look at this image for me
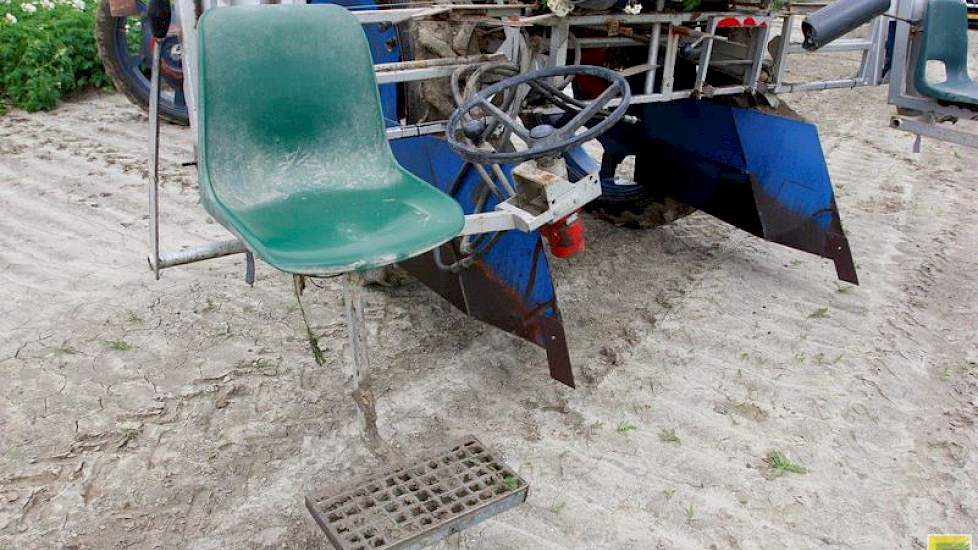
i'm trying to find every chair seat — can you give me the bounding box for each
[922,77,978,106]
[914,0,978,106]
[220,173,464,275]
[196,5,464,276]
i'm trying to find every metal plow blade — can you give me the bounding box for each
[632,99,858,284]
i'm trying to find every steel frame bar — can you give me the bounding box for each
[148,40,162,280]
[891,116,978,150]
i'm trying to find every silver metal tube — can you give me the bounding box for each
[375,53,506,73]
[148,41,162,280]
[660,26,679,99]
[693,16,719,95]
[643,23,662,95]
[157,239,248,269]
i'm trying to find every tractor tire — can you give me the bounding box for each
[95,0,190,125]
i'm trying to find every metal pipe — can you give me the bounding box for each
[643,23,661,94]
[801,0,890,51]
[148,40,162,280]
[375,53,506,72]
[157,239,249,269]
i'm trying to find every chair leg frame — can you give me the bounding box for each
[345,273,370,431]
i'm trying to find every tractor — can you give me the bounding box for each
[102,0,977,544]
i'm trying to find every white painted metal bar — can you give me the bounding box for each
[643,22,662,94]
[785,39,874,54]
[660,25,679,99]
[770,14,795,93]
[776,78,864,93]
[547,20,570,67]
[891,116,978,150]
[744,22,769,92]
[693,16,720,95]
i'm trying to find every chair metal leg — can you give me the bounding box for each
[345,273,387,456]
[345,272,370,428]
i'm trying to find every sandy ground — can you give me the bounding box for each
[1,27,977,550]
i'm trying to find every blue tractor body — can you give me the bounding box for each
[309,0,857,386]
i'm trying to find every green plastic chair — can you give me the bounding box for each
[914,0,978,106]
[196,4,465,276]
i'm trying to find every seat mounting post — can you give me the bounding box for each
[344,273,387,455]
[147,37,162,280]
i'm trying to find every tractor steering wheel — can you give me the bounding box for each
[446,65,631,165]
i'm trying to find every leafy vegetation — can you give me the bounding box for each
[616,420,638,434]
[658,428,681,445]
[765,450,808,478]
[502,476,520,492]
[0,0,110,114]
[104,338,131,351]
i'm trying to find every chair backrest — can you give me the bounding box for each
[917,0,970,82]
[197,4,399,211]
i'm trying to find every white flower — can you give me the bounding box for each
[623,0,642,14]
[70,0,83,9]
[4,11,16,22]
[40,0,53,9]
[20,2,36,12]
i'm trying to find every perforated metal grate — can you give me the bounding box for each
[305,436,528,550]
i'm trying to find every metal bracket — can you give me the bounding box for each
[890,116,978,151]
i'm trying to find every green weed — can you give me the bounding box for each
[658,428,681,445]
[765,450,808,478]
[104,338,130,352]
[616,420,637,434]
[808,307,830,319]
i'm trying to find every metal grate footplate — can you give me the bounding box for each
[305,436,528,550]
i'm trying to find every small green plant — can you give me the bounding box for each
[616,420,637,434]
[808,307,830,319]
[1,0,111,113]
[662,488,675,500]
[126,311,143,324]
[765,450,808,478]
[502,476,520,492]
[658,428,681,445]
[104,338,130,352]
[685,503,696,525]
[551,500,567,514]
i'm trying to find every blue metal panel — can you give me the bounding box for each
[391,136,573,385]
[566,99,857,283]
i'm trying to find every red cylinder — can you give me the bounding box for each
[542,211,585,258]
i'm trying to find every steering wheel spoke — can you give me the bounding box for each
[447,65,631,164]
[477,98,532,142]
[559,81,620,137]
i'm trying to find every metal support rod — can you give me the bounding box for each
[345,272,370,434]
[157,238,249,268]
[148,40,162,280]
[745,20,770,92]
[771,14,795,93]
[891,116,978,150]
[643,23,662,95]
[660,25,679,99]
[693,16,720,95]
